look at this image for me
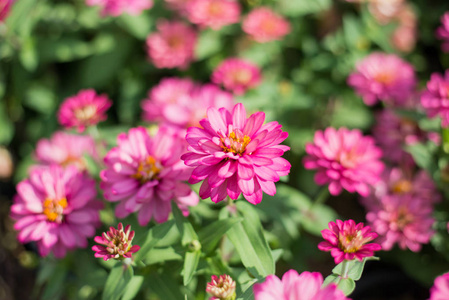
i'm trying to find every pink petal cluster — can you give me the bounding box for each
[185,0,240,30]
[303,127,384,197]
[347,53,417,106]
[85,0,153,17]
[141,77,234,128]
[146,20,197,69]
[100,126,199,225]
[421,70,449,128]
[242,7,291,43]
[164,0,189,12]
[253,269,350,300]
[10,165,102,258]
[206,274,236,300]
[211,58,262,95]
[429,273,449,300]
[181,103,291,205]
[0,0,13,22]
[436,12,449,52]
[92,223,140,261]
[58,89,112,133]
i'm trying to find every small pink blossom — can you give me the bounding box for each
[347,53,417,106]
[318,219,381,264]
[185,0,240,30]
[86,0,153,17]
[92,223,140,261]
[58,89,112,133]
[206,275,236,300]
[303,127,384,197]
[10,165,102,258]
[164,0,189,12]
[429,273,449,300]
[146,20,197,69]
[253,269,350,300]
[211,58,262,95]
[0,0,13,22]
[242,7,291,43]
[421,70,449,128]
[437,12,449,52]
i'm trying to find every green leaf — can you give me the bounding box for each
[147,272,184,300]
[172,203,198,246]
[278,0,331,17]
[145,247,183,264]
[183,251,201,286]
[332,257,379,281]
[323,274,356,296]
[132,220,176,262]
[197,218,242,254]
[0,101,14,144]
[118,13,153,40]
[405,142,438,173]
[122,275,144,300]
[20,37,38,71]
[102,265,134,300]
[195,29,223,60]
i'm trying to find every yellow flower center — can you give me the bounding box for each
[43,197,68,222]
[221,131,251,156]
[74,105,97,123]
[338,232,365,253]
[374,72,394,85]
[232,69,252,85]
[391,179,413,194]
[132,156,161,183]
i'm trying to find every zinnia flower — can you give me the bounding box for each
[429,273,449,300]
[146,20,197,69]
[253,269,350,300]
[211,58,262,95]
[10,165,102,258]
[92,223,140,261]
[85,0,153,17]
[185,0,240,30]
[181,103,291,204]
[318,219,381,264]
[0,0,13,22]
[58,89,112,133]
[437,12,449,52]
[303,127,384,197]
[242,7,291,43]
[421,70,449,128]
[206,274,236,300]
[100,126,199,225]
[347,52,417,106]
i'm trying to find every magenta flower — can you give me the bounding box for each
[92,223,140,261]
[429,273,449,300]
[211,58,262,95]
[58,89,112,133]
[421,70,449,128]
[436,12,449,52]
[347,53,417,106]
[242,7,291,43]
[303,127,384,197]
[253,269,350,300]
[146,20,197,69]
[206,274,236,300]
[318,219,381,264]
[185,0,240,30]
[0,0,13,22]
[181,103,290,205]
[100,126,199,225]
[10,165,102,258]
[85,0,153,17]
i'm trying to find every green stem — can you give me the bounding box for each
[336,260,349,285]
[312,187,330,207]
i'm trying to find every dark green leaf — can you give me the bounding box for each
[102,264,134,300]
[132,220,176,262]
[198,218,242,254]
[183,251,201,286]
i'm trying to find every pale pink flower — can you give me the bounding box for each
[0,147,13,179]
[253,269,350,300]
[206,275,236,300]
[437,12,449,52]
[0,0,13,22]
[164,0,190,12]
[10,165,102,258]
[303,127,384,197]
[429,273,449,300]
[86,0,153,17]
[58,89,112,133]
[182,103,290,205]
[421,70,449,128]
[242,7,291,43]
[92,223,140,261]
[211,58,262,95]
[100,126,199,225]
[185,0,240,30]
[347,53,417,106]
[146,20,197,69]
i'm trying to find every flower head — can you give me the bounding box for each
[86,0,153,16]
[421,70,449,128]
[253,270,350,300]
[347,53,416,106]
[206,275,236,300]
[211,58,262,95]
[303,127,384,197]
[318,219,381,264]
[437,12,449,52]
[10,165,102,258]
[146,20,197,69]
[429,273,449,300]
[185,0,240,30]
[242,7,291,43]
[58,89,112,133]
[181,103,290,205]
[92,223,140,261]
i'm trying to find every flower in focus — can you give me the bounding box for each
[253,269,350,300]
[58,89,112,133]
[429,273,449,300]
[0,0,13,22]
[318,219,381,264]
[242,7,291,43]
[182,103,291,205]
[92,223,140,261]
[10,165,102,258]
[146,20,197,69]
[421,70,449,128]
[303,127,384,197]
[85,0,153,17]
[185,0,240,30]
[100,126,199,225]
[211,58,262,95]
[436,12,449,52]
[347,52,417,106]
[206,274,236,300]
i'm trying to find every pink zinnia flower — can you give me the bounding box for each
[10,165,102,258]
[206,274,236,300]
[185,0,240,30]
[242,7,291,43]
[347,53,417,106]
[86,0,153,17]
[164,0,189,12]
[211,58,262,95]
[437,12,449,52]
[146,20,197,69]
[92,223,140,261]
[0,0,13,22]
[253,269,350,300]
[421,70,449,128]
[429,273,449,300]
[100,126,199,225]
[303,127,384,197]
[58,89,112,133]
[181,103,291,205]
[318,219,381,264]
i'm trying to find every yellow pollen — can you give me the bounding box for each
[391,179,413,194]
[338,232,362,253]
[374,72,394,85]
[43,197,68,222]
[232,69,252,84]
[74,105,97,122]
[221,132,251,155]
[132,156,161,183]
